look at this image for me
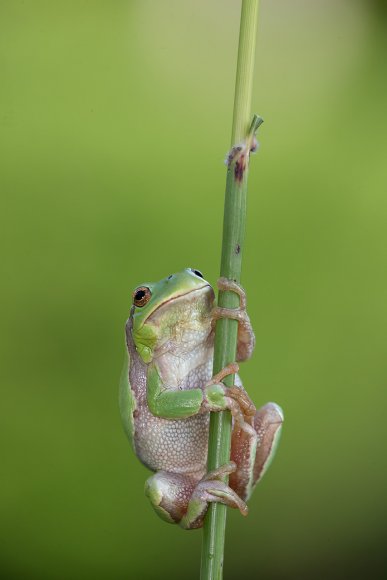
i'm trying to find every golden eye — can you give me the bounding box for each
[132,286,151,307]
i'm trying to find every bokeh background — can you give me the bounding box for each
[1,0,387,578]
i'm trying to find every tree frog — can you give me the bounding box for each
[120,268,283,529]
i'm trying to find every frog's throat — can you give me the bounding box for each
[131,284,214,363]
[147,284,212,322]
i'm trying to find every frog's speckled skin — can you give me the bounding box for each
[120,269,283,529]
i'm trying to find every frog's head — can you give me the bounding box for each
[128,268,214,363]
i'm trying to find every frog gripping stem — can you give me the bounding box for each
[200,1,263,578]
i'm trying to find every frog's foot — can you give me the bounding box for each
[203,363,256,433]
[180,461,248,530]
[229,402,284,502]
[145,463,247,530]
[213,277,255,361]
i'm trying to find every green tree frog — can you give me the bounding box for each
[120,268,283,529]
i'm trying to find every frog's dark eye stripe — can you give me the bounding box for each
[133,286,151,307]
[191,269,204,278]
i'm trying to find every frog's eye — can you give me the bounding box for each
[132,286,151,307]
[191,269,204,279]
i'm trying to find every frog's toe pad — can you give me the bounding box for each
[217,277,246,305]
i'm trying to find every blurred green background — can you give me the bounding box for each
[1,0,387,578]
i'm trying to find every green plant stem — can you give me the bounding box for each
[200,1,261,579]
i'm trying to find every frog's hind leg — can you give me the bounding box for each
[145,471,200,526]
[229,402,283,501]
[145,463,247,530]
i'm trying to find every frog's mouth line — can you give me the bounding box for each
[148,284,213,318]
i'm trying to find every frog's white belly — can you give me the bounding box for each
[133,355,214,474]
[134,406,210,474]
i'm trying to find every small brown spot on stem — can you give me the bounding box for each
[234,154,246,182]
[235,244,241,254]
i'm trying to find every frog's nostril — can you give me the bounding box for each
[167,275,172,280]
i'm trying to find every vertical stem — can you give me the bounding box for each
[200,1,260,579]
[232,0,259,144]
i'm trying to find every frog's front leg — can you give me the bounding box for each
[145,462,247,530]
[147,361,255,427]
[213,277,255,361]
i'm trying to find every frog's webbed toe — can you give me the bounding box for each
[180,461,248,529]
[203,363,257,431]
[213,277,255,361]
[145,463,248,530]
